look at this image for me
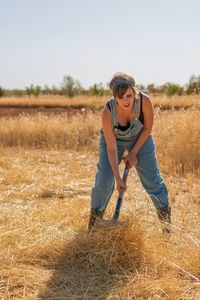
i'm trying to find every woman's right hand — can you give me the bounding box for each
[116,177,126,193]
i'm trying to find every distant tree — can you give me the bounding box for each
[89,82,105,96]
[0,86,4,97]
[51,85,59,95]
[26,84,34,97]
[32,85,41,97]
[147,84,158,93]
[137,84,145,91]
[25,84,41,97]
[157,84,168,94]
[61,75,82,97]
[165,83,180,97]
[42,85,50,95]
[176,86,184,96]
[186,75,200,94]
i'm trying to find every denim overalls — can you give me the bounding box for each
[91,96,169,212]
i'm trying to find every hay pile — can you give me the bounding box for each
[38,217,147,299]
[37,216,200,299]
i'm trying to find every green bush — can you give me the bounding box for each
[165,83,180,97]
[32,85,41,97]
[26,84,34,97]
[89,83,105,96]
[26,84,41,97]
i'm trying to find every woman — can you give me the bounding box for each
[88,72,171,233]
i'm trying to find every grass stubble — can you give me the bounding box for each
[0,95,199,299]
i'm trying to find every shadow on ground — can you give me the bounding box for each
[37,219,144,299]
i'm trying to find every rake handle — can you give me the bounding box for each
[113,161,130,222]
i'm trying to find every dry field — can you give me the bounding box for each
[0,93,200,110]
[0,95,200,299]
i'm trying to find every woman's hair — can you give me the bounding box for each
[109,72,138,99]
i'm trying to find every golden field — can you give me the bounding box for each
[0,95,199,299]
[0,93,200,109]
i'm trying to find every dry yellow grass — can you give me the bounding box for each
[0,95,107,109]
[0,108,199,177]
[152,94,200,109]
[0,112,100,151]
[0,148,199,299]
[153,109,200,176]
[0,96,200,299]
[0,93,200,109]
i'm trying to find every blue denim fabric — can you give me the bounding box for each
[91,96,169,212]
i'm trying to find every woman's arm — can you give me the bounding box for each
[102,106,126,192]
[124,94,154,167]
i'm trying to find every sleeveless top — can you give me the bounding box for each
[106,92,144,130]
[105,92,144,141]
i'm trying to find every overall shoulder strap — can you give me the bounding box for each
[108,98,118,128]
[140,92,143,111]
[134,94,140,115]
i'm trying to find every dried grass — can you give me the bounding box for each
[0,107,199,177]
[38,219,146,299]
[152,94,200,109]
[154,109,200,176]
[0,97,200,299]
[0,148,199,299]
[0,94,200,109]
[0,112,100,151]
[0,95,107,109]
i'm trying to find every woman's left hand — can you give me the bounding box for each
[124,152,138,168]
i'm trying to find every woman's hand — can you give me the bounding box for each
[124,152,138,168]
[116,177,127,193]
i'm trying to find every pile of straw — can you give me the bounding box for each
[38,218,145,299]
[36,216,200,299]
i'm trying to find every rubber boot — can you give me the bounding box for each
[156,207,171,234]
[88,209,104,233]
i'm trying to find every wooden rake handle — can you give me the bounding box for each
[112,162,130,222]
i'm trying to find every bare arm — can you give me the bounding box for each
[124,94,154,167]
[102,106,126,192]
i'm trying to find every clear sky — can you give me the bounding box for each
[0,0,199,89]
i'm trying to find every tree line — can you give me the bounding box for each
[0,74,200,98]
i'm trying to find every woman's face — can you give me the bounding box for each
[115,87,135,110]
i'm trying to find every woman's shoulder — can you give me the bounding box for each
[140,92,152,106]
[140,92,150,100]
[103,99,112,118]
